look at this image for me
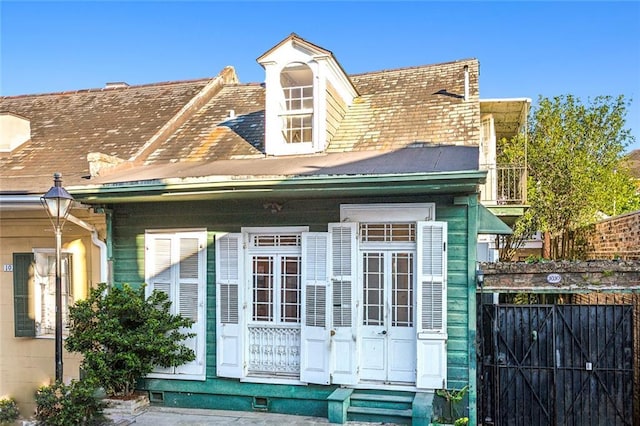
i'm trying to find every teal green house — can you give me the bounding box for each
[68,34,512,424]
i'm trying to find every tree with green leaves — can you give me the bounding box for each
[65,282,195,397]
[500,94,638,259]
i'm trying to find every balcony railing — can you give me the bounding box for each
[480,164,527,205]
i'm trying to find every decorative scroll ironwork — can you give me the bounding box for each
[248,325,301,375]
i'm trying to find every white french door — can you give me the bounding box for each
[360,249,416,384]
[215,214,447,389]
[247,249,302,376]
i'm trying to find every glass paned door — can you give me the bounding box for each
[360,250,416,383]
[248,253,302,376]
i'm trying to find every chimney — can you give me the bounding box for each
[87,152,125,177]
[105,82,129,89]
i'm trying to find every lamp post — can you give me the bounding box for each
[41,173,74,382]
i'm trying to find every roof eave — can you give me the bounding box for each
[70,171,486,204]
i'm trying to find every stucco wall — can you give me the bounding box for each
[0,209,105,417]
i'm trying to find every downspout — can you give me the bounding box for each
[464,65,469,101]
[66,214,108,284]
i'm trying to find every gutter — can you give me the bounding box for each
[69,170,488,202]
[0,195,44,208]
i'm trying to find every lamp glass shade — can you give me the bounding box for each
[44,197,73,224]
[41,177,74,227]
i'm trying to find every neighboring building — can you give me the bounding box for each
[477,98,531,262]
[1,34,521,423]
[626,148,640,192]
[0,74,222,415]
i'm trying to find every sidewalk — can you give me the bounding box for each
[21,405,398,426]
[114,405,391,426]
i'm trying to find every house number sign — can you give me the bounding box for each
[546,273,562,284]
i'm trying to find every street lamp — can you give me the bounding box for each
[41,173,74,382]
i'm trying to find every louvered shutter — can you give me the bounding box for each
[144,234,175,373]
[146,236,173,298]
[215,233,244,378]
[300,232,331,384]
[175,235,206,376]
[14,253,35,337]
[328,222,359,385]
[145,232,206,379]
[415,221,448,389]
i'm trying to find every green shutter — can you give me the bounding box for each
[13,253,35,337]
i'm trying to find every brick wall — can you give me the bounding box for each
[576,210,640,260]
[479,260,640,292]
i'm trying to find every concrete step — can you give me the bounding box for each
[347,406,413,424]
[350,392,414,410]
[347,392,415,424]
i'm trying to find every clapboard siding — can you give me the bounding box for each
[435,204,470,388]
[326,81,347,144]
[111,194,473,409]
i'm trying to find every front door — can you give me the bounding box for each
[247,237,303,377]
[360,249,416,384]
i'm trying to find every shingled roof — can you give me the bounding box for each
[1,46,480,194]
[0,79,211,190]
[331,61,479,152]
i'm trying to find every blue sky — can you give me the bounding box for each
[2,1,639,152]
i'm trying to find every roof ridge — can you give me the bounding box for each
[0,76,217,99]
[128,66,238,165]
[348,58,477,78]
[224,82,265,87]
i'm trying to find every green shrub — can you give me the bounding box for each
[65,282,195,397]
[434,385,469,424]
[34,380,106,426]
[0,397,19,424]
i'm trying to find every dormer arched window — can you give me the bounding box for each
[258,34,358,156]
[280,63,314,145]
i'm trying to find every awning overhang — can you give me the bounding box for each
[478,204,513,235]
[480,98,531,142]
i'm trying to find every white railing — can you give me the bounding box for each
[248,324,301,375]
[480,164,527,205]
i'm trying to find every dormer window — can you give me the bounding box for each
[258,34,358,156]
[281,63,313,144]
[0,113,31,153]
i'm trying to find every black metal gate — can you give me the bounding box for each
[479,304,635,426]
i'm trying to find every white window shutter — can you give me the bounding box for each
[300,232,331,384]
[145,234,175,374]
[416,221,448,389]
[328,222,359,385]
[146,236,173,300]
[175,235,206,376]
[215,233,244,378]
[145,231,207,379]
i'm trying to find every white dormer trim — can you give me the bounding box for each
[313,54,358,107]
[258,34,358,157]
